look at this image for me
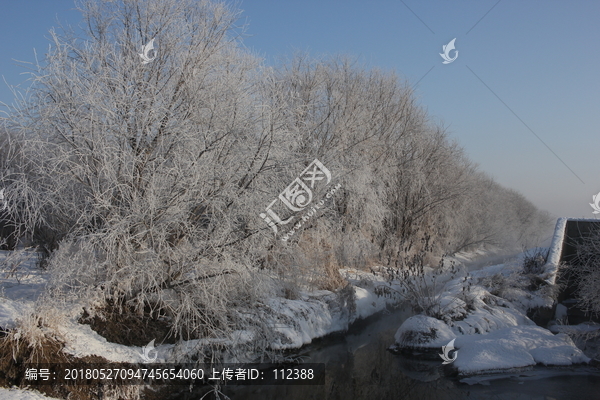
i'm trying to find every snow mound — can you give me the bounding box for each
[449,287,534,335]
[394,315,456,348]
[453,326,590,375]
[392,246,590,376]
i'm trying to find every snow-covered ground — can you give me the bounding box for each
[0,248,404,358]
[453,325,588,375]
[0,250,45,330]
[0,249,406,399]
[391,234,594,376]
[1,234,593,397]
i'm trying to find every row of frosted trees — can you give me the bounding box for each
[0,0,552,349]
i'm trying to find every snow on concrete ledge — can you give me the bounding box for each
[542,217,567,285]
[542,217,600,284]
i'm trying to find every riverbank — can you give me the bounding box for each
[391,242,594,376]
[3,245,598,399]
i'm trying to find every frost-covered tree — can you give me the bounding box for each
[8,0,282,347]
[257,55,432,271]
[3,0,554,355]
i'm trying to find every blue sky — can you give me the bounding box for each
[0,1,598,218]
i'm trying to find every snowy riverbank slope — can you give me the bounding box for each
[392,245,591,376]
[3,245,583,397]
[0,250,405,399]
[0,252,403,361]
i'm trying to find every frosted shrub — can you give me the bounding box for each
[522,248,548,275]
[4,0,286,356]
[391,237,468,319]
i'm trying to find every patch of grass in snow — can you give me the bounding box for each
[78,296,176,347]
[522,247,548,276]
[477,248,559,313]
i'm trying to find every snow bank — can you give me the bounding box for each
[2,255,402,365]
[453,326,589,375]
[59,318,170,363]
[266,292,347,349]
[394,303,589,375]
[60,278,401,361]
[392,245,591,375]
[266,278,400,350]
[353,286,390,319]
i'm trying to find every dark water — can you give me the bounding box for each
[168,305,600,400]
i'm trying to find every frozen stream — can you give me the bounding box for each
[169,304,600,400]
